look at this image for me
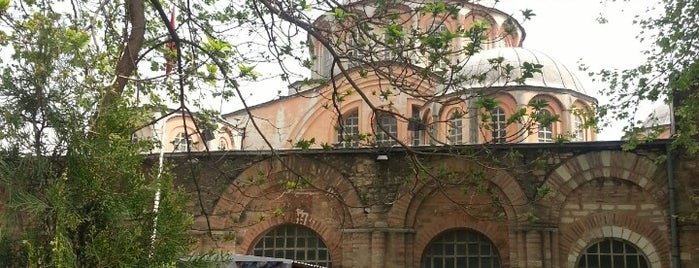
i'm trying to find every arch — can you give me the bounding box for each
[527,93,567,142]
[462,10,498,48]
[543,151,667,219]
[288,97,362,148]
[575,238,650,268]
[560,214,668,268]
[571,100,595,141]
[498,19,521,47]
[414,221,509,267]
[419,13,458,33]
[437,103,468,144]
[218,126,236,150]
[212,155,363,230]
[289,68,435,145]
[248,223,336,267]
[420,228,502,268]
[477,92,518,143]
[240,220,342,267]
[164,115,202,151]
[388,157,529,228]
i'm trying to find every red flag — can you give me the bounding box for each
[165,8,176,77]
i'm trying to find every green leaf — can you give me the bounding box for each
[0,0,9,12]
[521,9,536,21]
[237,63,259,80]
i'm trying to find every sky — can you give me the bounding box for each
[480,0,660,140]
[223,0,661,141]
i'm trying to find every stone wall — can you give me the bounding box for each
[168,140,699,267]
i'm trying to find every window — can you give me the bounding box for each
[410,105,423,146]
[490,107,506,143]
[381,32,403,60]
[320,47,333,77]
[421,229,501,268]
[218,137,227,150]
[346,31,369,67]
[576,238,649,268]
[336,111,359,148]
[537,109,553,143]
[448,112,463,145]
[252,224,333,267]
[424,22,450,69]
[574,115,585,141]
[172,132,192,152]
[375,112,398,146]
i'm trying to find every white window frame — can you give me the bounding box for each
[574,115,585,141]
[172,132,192,152]
[374,112,398,146]
[337,111,360,148]
[537,109,553,143]
[491,107,506,143]
[448,113,463,145]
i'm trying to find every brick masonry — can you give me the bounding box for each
[170,141,699,267]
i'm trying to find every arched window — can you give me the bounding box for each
[537,109,553,143]
[374,112,397,146]
[172,132,192,152]
[448,112,463,145]
[424,22,450,68]
[251,224,333,267]
[490,107,506,143]
[336,111,359,148]
[576,238,649,268]
[345,31,368,67]
[574,115,585,141]
[217,137,227,150]
[421,229,501,268]
[410,105,425,146]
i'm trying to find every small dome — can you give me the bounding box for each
[459,47,586,93]
[642,104,672,128]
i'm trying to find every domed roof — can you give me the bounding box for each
[642,103,672,128]
[459,47,587,94]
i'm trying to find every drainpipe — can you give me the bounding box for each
[666,143,680,268]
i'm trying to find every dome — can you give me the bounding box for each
[459,47,587,94]
[642,103,672,128]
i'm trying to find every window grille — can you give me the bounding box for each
[337,111,359,148]
[411,105,423,146]
[172,132,192,152]
[375,112,398,146]
[576,238,649,268]
[252,224,333,267]
[421,229,501,268]
[490,107,506,143]
[537,109,553,143]
[448,113,463,145]
[574,115,585,141]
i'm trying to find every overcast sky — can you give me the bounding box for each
[494,0,660,139]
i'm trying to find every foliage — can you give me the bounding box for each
[0,0,192,266]
[0,0,591,265]
[595,0,699,153]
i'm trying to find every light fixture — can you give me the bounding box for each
[376,154,389,161]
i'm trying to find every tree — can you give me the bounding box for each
[0,1,191,266]
[595,0,699,152]
[0,0,578,266]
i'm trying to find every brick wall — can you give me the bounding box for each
[172,141,699,267]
